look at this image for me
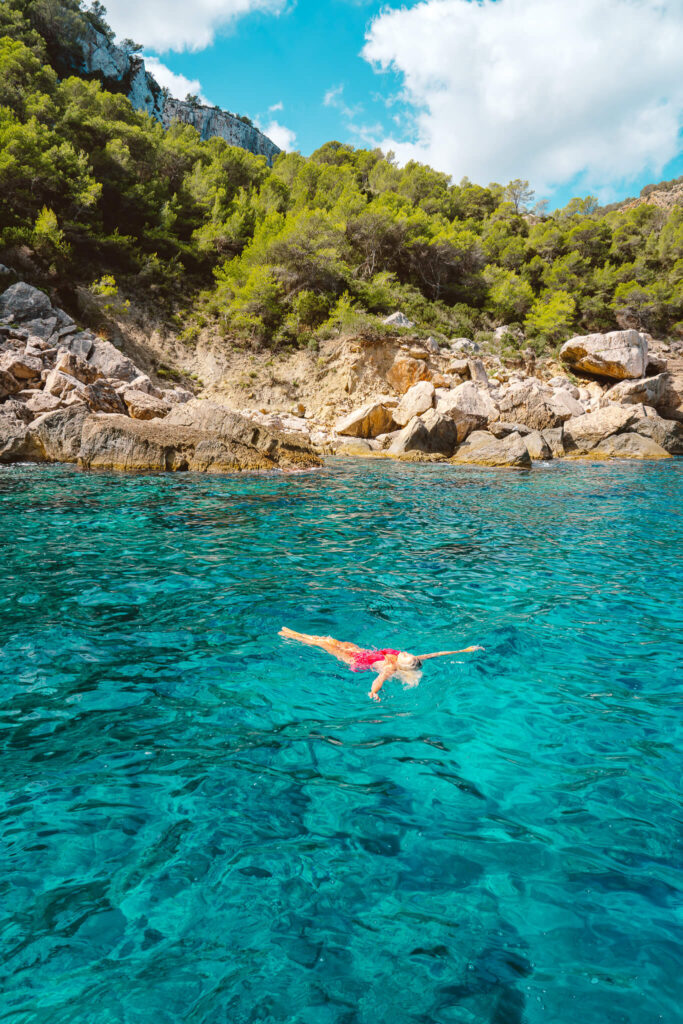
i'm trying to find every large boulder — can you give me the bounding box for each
[29,405,91,463]
[450,430,531,469]
[0,410,36,462]
[123,389,171,421]
[388,409,460,456]
[562,404,640,454]
[335,400,397,438]
[43,369,84,399]
[449,337,480,356]
[435,381,498,441]
[82,381,128,414]
[592,433,671,460]
[387,416,431,456]
[604,373,670,409]
[630,408,683,455]
[653,373,682,422]
[79,406,321,473]
[468,358,488,384]
[542,427,566,458]
[489,420,531,438]
[0,351,43,380]
[382,311,415,328]
[22,316,57,341]
[419,408,460,455]
[25,391,61,415]
[0,282,53,323]
[386,355,431,394]
[0,368,22,399]
[549,387,585,419]
[498,379,578,431]
[55,349,101,385]
[60,332,94,361]
[560,330,648,380]
[524,430,553,460]
[393,381,435,426]
[86,338,140,382]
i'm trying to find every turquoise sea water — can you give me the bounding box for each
[1,459,682,1024]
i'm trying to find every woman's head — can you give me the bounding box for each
[397,651,421,670]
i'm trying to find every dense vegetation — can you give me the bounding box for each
[1,0,682,354]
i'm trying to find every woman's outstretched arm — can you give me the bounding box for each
[368,666,394,701]
[416,646,484,661]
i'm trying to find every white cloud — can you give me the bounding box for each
[143,57,211,104]
[256,118,297,151]
[105,0,287,52]
[268,101,284,113]
[324,84,345,108]
[362,0,683,194]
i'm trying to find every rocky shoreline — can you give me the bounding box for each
[0,279,681,473]
[0,282,320,473]
[237,324,683,468]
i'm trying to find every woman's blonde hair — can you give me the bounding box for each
[397,651,420,670]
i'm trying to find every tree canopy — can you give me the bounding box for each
[1,0,682,352]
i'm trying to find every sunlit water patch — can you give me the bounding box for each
[1,459,681,1023]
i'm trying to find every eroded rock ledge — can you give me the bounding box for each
[0,283,320,473]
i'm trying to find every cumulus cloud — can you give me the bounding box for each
[143,57,210,104]
[362,0,683,194]
[105,0,286,52]
[256,118,297,151]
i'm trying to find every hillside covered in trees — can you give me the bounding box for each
[1,0,683,356]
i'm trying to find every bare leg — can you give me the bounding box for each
[279,627,362,664]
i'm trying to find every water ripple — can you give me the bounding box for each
[0,459,681,1023]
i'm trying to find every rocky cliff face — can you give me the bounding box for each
[77,27,281,164]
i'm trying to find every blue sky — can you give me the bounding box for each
[104,0,683,209]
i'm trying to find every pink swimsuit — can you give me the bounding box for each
[349,648,399,672]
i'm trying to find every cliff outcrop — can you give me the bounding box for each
[77,26,281,164]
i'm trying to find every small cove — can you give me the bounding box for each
[1,459,681,1023]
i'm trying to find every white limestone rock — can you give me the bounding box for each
[393,381,435,427]
[382,311,415,328]
[560,330,648,380]
[435,381,499,441]
[335,400,397,438]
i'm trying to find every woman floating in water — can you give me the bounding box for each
[279,627,484,701]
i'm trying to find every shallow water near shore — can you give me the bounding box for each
[1,458,681,1024]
